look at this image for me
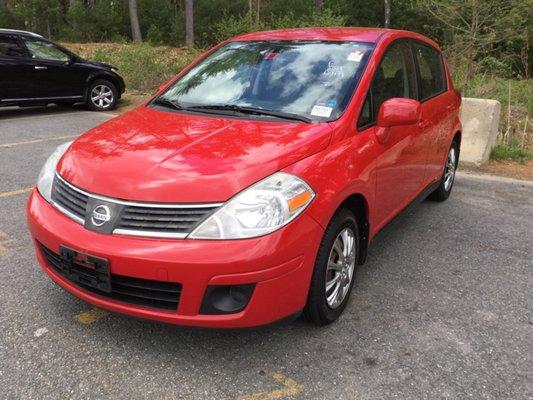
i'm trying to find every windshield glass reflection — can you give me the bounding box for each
[156,41,374,121]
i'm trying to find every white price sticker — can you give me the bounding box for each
[310,105,333,118]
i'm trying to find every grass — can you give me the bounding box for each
[490,139,533,164]
[62,42,201,93]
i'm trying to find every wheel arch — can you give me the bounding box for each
[85,73,123,100]
[336,193,370,265]
[453,130,462,159]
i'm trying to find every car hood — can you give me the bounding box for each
[80,59,115,70]
[58,107,332,203]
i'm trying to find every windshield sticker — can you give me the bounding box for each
[347,50,364,62]
[326,99,337,108]
[322,61,345,78]
[311,104,333,118]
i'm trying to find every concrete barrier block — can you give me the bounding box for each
[459,97,501,166]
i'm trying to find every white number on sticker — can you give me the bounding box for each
[311,105,333,118]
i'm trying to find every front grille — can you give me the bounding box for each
[51,175,88,221]
[50,173,221,238]
[116,205,217,234]
[40,243,182,311]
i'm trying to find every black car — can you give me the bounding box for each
[0,29,125,111]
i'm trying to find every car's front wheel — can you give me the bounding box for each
[304,208,359,325]
[87,79,118,111]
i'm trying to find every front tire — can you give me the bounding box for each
[304,208,359,325]
[428,140,459,202]
[87,79,118,111]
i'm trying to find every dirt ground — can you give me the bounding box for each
[462,160,533,181]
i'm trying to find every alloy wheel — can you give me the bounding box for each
[325,227,356,309]
[444,146,457,191]
[90,84,114,109]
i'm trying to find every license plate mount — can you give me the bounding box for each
[59,245,112,293]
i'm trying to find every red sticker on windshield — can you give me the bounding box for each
[265,52,278,60]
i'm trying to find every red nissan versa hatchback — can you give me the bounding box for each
[26,28,461,328]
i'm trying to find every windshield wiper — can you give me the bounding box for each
[188,104,313,123]
[152,97,185,111]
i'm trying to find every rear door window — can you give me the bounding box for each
[0,36,27,57]
[412,42,446,100]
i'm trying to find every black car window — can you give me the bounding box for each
[357,93,372,128]
[23,39,70,62]
[413,42,446,100]
[0,36,27,57]
[357,41,416,129]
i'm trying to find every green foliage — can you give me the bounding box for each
[212,13,264,44]
[83,43,200,93]
[212,8,347,43]
[270,9,347,29]
[491,138,533,164]
[62,0,128,42]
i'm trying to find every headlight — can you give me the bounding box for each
[189,172,315,239]
[37,141,72,202]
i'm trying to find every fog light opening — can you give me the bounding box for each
[200,284,255,315]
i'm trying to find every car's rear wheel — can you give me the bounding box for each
[428,140,459,202]
[304,208,359,325]
[87,79,118,111]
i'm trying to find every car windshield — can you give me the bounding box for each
[154,40,374,122]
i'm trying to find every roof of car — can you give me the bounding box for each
[231,27,438,48]
[0,29,43,38]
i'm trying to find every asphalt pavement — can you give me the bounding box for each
[1,105,532,400]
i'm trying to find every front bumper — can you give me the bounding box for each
[26,189,323,328]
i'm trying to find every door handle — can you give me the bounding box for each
[34,66,47,70]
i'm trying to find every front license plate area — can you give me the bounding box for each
[59,245,111,293]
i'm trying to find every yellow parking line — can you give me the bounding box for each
[0,230,9,255]
[75,308,109,324]
[0,187,33,198]
[230,372,303,400]
[0,134,77,148]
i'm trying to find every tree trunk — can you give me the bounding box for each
[0,0,6,10]
[384,0,391,28]
[185,0,194,47]
[129,0,142,43]
[314,0,324,10]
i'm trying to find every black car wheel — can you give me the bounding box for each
[87,79,118,111]
[304,208,359,325]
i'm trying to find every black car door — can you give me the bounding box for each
[20,37,86,99]
[0,34,34,101]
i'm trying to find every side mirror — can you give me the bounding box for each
[375,98,421,144]
[377,98,421,127]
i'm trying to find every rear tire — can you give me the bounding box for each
[304,208,359,325]
[86,79,118,111]
[428,140,459,202]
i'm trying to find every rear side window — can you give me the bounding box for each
[0,36,26,57]
[357,41,416,129]
[413,43,446,100]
